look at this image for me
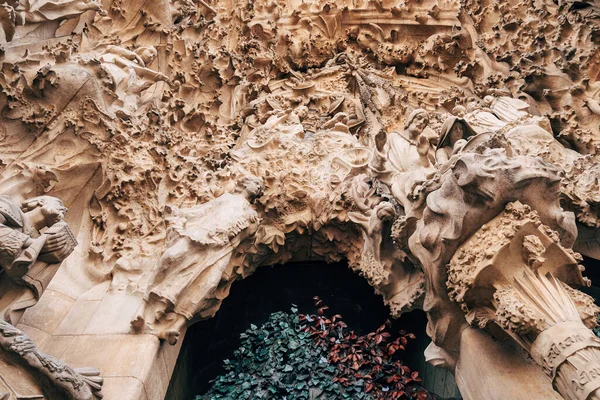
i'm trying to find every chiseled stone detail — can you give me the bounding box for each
[2,0,600,399]
[448,201,600,400]
[0,320,103,400]
[130,176,264,345]
[0,195,103,399]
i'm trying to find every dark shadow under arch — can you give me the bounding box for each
[164,261,460,399]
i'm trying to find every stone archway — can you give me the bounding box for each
[164,261,460,400]
[2,0,600,399]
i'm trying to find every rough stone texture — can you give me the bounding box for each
[0,195,102,399]
[2,0,600,399]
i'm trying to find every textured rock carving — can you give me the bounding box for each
[434,116,477,164]
[0,195,75,323]
[0,195,102,400]
[0,0,104,41]
[2,0,600,398]
[372,108,437,208]
[409,148,578,362]
[0,321,103,400]
[131,176,264,345]
[448,201,600,400]
[94,44,170,115]
[348,175,425,317]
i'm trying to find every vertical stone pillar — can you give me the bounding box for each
[447,202,600,400]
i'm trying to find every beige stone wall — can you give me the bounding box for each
[2,0,600,398]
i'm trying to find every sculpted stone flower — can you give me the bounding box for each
[256,225,286,253]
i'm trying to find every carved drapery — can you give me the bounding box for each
[2,0,600,398]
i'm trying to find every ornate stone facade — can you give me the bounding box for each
[1,0,600,398]
[0,195,101,399]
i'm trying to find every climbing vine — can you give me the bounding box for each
[198,297,434,399]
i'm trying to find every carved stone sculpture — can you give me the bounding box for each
[434,117,477,165]
[0,0,104,41]
[94,45,170,115]
[409,148,578,361]
[3,0,600,398]
[448,201,600,400]
[131,176,264,345]
[0,321,102,400]
[0,195,102,400]
[373,109,437,208]
[0,195,76,323]
[348,175,425,316]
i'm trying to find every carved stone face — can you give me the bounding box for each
[466,101,480,112]
[409,112,428,133]
[449,123,464,144]
[452,105,466,117]
[483,95,494,107]
[136,46,157,66]
[240,178,264,200]
[294,106,308,120]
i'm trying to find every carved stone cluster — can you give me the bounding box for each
[2,0,600,398]
[448,201,600,400]
[0,195,102,399]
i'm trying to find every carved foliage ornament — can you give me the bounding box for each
[448,201,600,400]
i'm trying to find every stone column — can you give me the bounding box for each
[447,202,600,400]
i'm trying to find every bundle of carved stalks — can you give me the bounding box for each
[447,201,600,400]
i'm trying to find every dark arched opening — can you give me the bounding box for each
[164,261,460,399]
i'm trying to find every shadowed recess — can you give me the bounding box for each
[164,261,460,399]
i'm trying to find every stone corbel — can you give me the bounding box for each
[447,201,600,400]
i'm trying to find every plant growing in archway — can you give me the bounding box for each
[300,297,432,400]
[199,297,434,399]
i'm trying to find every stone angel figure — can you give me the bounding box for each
[96,45,170,115]
[370,109,436,210]
[131,176,265,345]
